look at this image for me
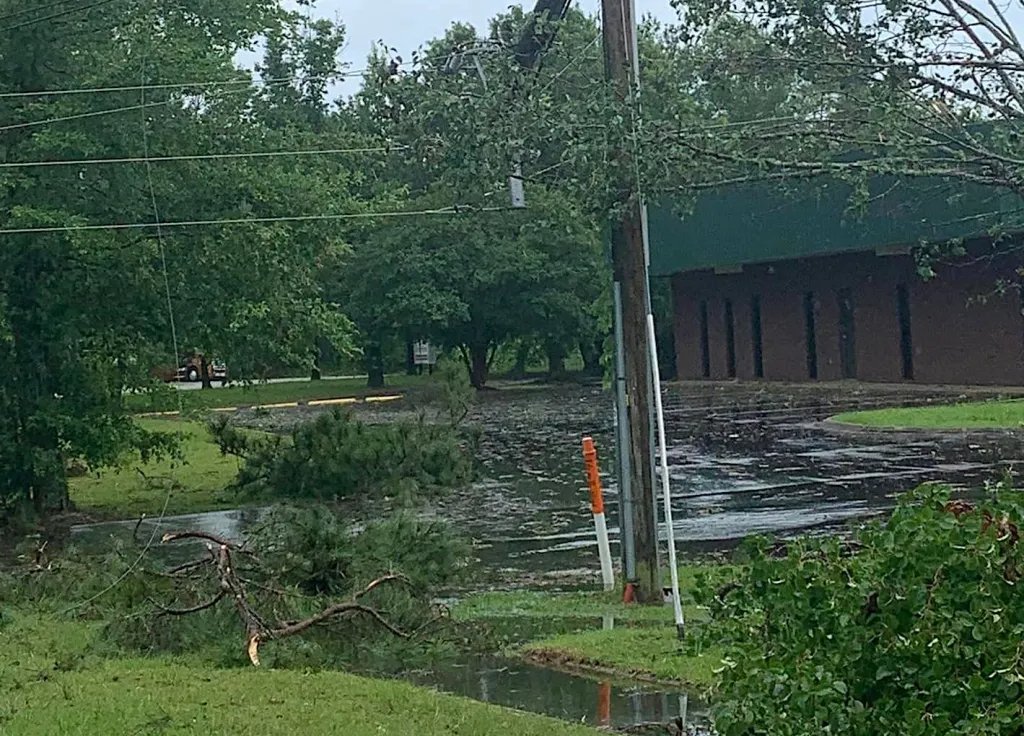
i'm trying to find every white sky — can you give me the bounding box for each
[297,0,680,96]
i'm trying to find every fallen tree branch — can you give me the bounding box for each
[154,533,416,667]
[151,592,226,617]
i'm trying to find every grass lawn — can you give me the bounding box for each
[455,588,702,622]
[833,399,1024,429]
[127,374,428,414]
[454,564,730,688]
[521,627,722,688]
[0,612,599,736]
[69,419,242,518]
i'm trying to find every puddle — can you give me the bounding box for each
[400,653,710,732]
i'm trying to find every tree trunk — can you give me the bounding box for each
[546,342,568,380]
[200,354,213,389]
[310,346,322,381]
[405,341,418,376]
[511,342,530,379]
[468,342,490,389]
[366,341,385,389]
[581,337,604,377]
[26,427,69,514]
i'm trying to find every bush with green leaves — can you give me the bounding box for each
[211,409,473,501]
[248,505,471,596]
[696,484,1024,736]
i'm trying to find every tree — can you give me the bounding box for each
[341,9,612,388]
[0,1,355,515]
[649,0,1024,213]
[344,187,601,388]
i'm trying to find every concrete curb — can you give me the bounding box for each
[136,393,403,419]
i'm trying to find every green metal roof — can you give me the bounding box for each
[648,174,1022,276]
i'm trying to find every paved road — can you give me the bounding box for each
[172,375,366,391]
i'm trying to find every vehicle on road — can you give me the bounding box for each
[151,353,228,383]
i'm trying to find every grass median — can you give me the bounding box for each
[833,398,1024,429]
[454,565,730,688]
[127,374,427,414]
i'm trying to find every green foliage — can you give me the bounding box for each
[248,506,470,596]
[436,356,475,426]
[212,409,473,501]
[3,505,469,672]
[697,484,1024,736]
[0,2,357,518]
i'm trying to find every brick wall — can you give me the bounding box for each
[670,249,1024,385]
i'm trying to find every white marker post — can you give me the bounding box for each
[647,314,685,639]
[583,437,615,591]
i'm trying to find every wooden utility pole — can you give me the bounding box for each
[601,0,660,602]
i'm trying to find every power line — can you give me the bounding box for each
[0,206,515,236]
[0,0,77,23]
[139,47,182,415]
[2,0,119,33]
[0,145,408,169]
[0,70,370,100]
[0,45,475,101]
[0,98,177,132]
[0,75,301,132]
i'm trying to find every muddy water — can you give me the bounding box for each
[401,653,708,732]
[74,382,1022,580]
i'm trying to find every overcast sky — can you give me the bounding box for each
[295,1,680,96]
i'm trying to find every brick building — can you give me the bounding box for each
[649,175,1024,385]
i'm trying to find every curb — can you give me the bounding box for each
[136,393,403,419]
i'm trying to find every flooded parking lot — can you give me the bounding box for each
[75,381,1024,582]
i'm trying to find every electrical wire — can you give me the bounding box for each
[2,0,119,33]
[0,145,409,169]
[0,0,78,23]
[0,70,371,100]
[0,98,179,132]
[139,46,182,415]
[0,206,515,236]
[0,75,301,133]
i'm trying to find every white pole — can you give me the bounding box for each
[583,437,616,592]
[594,510,615,591]
[647,314,685,638]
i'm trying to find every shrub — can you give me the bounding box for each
[211,409,473,501]
[697,484,1024,736]
[249,505,471,596]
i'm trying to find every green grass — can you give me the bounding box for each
[521,627,722,688]
[0,612,599,736]
[69,419,242,518]
[454,565,731,688]
[127,374,428,414]
[455,565,730,623]
[834,399,1024,429]
[455,590,702,623]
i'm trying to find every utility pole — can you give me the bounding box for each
[601,0,660,602]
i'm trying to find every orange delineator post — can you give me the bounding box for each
[583,437,615,591]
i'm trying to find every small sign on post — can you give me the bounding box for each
[413,341,437,371]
